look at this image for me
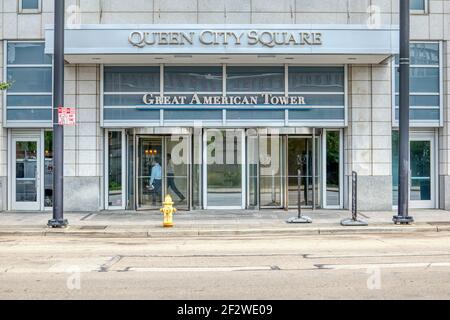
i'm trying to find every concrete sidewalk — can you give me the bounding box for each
[1,209,450,238]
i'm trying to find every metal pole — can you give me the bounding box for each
[48,0,67,228]
[312,130,316,210]
[298,169,302,218]
[305,143,309,206]
[341,171,367,226]
[352,171,357,221]
[286,167,312,223]
[394,0,414,225]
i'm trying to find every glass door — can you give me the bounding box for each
[247,131,259,209]
[204,129,245,209]
[12,136,41,211]
[137,136,164,210]
[287,136,321,209]
[392,132,435,209]
[164,136,190,210]
[410,135,435,208]
[260,135,284,208]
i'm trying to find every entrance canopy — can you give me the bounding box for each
[44,24,399,64]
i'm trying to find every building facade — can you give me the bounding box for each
[0,0,449,212]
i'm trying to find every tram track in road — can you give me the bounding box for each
[1,233,450,299]
[1,233,450,275]
[3,249,450,274]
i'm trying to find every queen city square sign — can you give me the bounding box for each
[44,25,399,57]
[129,30,323,48]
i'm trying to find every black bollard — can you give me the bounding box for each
[341,171,368,226]
[287,169,312,224]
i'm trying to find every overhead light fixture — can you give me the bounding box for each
[174,54,193,58]
[257,55,276,58]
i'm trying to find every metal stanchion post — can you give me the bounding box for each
[341,171,368,226]
[287,169,312,224]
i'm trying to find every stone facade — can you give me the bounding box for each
[1,0,449,211]
[346,62,394,211]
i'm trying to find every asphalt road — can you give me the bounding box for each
[0,232,450,299]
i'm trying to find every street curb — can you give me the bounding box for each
[437,225,450,232]
[0,223,447,238]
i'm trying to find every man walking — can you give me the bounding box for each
[167,154,186,202]
[149,157,162,205]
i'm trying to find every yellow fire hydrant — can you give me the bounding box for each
[160,194,177,228]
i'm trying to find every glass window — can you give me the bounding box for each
[395,68,439,93]
[7,43,51,65]
[289,67,344,93]
[259,135,283,207]
[104,66,160,93]
[7,68,52,93]
[394,42,440,123]
[15,141,38,202]
[7,95,53,107]
[104,94,150,106]
[297,94,344,106]
[21,0,40,10]
[410,43,439,65]
[103,109,160,121]
[164,110,222,121]
[7,109,52,121]
[394,108,440,121]
[44,131,53,207]
[289,109,345,120]
[395,95,439,107]
[227,110,285,120]
[392,131,399,206]
[192,133,203,209]
[6,42,52,123]
[227,66,284,92]
[287,137,320,208]
[206,130,243,207]
[164,66,222,92]
[326,131,341,206]
[164,136,189,209]
[108,132,123,207]
[392,132,432,204]
[411,0,425,11]
[409,68,439,93]
[102,65,347,123]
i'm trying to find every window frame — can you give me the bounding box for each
[391,41,443,128]
[410,0,428,14]
[322,128,344,209]
[101,64,348,128]
[18,0,42,14]
[3,40,54,128]
[104,129,127,210]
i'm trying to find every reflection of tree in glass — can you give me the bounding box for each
[326,132,340,187]
[411,141,430,177]
[0,82,12,90]
[44,131,53,157]
[17,142,38,159]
